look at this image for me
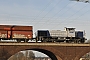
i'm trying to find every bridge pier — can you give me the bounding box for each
[0,46,12,60]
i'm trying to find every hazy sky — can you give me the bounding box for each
[0,0,90,39]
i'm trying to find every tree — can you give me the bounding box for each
[25,50,28,60]
[25,50,35,60]
[28,51,35,60]
[8,50,35,60]
[17,52,25,60]
[8,52,25,60]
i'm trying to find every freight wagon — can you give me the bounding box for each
[36,27,86,43]
[0,25,33,42]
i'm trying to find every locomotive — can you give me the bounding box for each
[36,27,86,43]
[0,25,86,43]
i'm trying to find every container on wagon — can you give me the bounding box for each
[0,25,33,42]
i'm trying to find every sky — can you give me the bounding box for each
[0,0,90,39]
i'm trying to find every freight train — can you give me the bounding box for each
[0,25,86,43]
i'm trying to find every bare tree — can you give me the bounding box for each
[25,50,35,60]
[25,50,28,60]
[8,50,35,60]
[17,52,25,60]
[28,51,35,60]
[8,52,25,60]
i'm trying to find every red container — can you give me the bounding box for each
[0,25,33,31]
[12,31,33,39]
[12,25,33,31]
[0,25,11,31]
[0,25,33,39]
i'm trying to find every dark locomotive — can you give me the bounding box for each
[0,25,86,43]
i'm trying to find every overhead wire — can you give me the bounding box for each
[66,5,90,25]
[37,0,71,28]
[53,2,78,21]
[61,3,90,27]
[51,3,89,29]
[34,0,63,26]
[16,0,90,28]
[47,2,78,28]
[30,0,53,23]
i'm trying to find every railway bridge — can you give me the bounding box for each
[0,43,90,60]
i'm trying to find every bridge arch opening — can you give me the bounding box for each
[80,52,90,60]
[8,48,57,60]
[30,48,58,60]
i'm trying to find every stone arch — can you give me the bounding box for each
[30,48,58,60]
[9,48,57,60]
[5,46,64,60]
[74,47,90,60]
[26,47,64,60]
[8,47,58,60]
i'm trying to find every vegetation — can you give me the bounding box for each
[8,50,35,60]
